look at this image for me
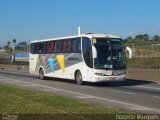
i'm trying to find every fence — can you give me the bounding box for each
[127,44,160,69]
[0,52,11,64]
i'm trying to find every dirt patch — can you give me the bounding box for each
[0,64,29,72]
[127,69,160,83]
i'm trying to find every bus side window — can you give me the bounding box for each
[63,40,68,52]
[39,42,46,54]
[76,38,81,52]
[67,40,72,52]
[55,41,62,53]
[34,43,39,54]
[50,42,54,53]
[46,42,49,53]
[62,39,72,53]
[30,43,35,54]
[46,41,54,53]
[72,38,81,53]
[39,43,42,53]
[43,42,47,53]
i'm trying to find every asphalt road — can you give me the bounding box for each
[0,70,160,114]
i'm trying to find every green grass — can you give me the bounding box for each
[0,83,129,120]
[127,57,160,69]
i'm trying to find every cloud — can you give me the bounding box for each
[129,32,134,35]
[151,28,157,32]
[128,31,136,37]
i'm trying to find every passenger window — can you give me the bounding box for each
[55,41,62,53]
[62,40,72,52]
[63,40,68,52]
[30,43,35,54]
[68,40,72,52]
[46,42,54,53]
[39,42,46,53]
[34,43,39,54]
[72,38,81,53]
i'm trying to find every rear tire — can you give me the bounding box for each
[39,69,45,80]
[75,71,83,85]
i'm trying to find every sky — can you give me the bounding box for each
[0,0,160,47]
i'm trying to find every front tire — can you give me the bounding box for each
[39,69,45,80]
[75,71,84,85]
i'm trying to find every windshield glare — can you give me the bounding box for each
[93,38,126,70]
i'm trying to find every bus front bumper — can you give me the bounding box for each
[92,75,126,82]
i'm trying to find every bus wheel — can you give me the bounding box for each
[39,69,45,80]
[75,71,83,85]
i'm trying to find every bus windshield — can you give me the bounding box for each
[93,38,126,70]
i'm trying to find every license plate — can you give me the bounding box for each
[110,77,116,80]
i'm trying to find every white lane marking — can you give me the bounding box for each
[137,85,160,90]
[6,80,24,83]
[21,84,39,87]
[153,96,160,99]
[108,90,136,95]
[128,107,147,111]
[75,96,97,99]
[0,76,160,113]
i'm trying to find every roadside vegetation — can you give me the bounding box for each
[125,34,160,69]
[0,52,11,64]
[0,83,130,120]
[3,39,28,54]
[0,38,29,65]
[127,57,160,69]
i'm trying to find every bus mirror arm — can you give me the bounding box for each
[92,46,97,59]
[126,47,132,59]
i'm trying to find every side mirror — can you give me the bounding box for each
[92,46,97,58]
[126,47,132,59]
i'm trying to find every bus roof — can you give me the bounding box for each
[30,34,121,43]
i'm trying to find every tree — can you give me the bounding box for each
[17,41,28,52]
[7,41,11,48]
[12,38,16,54]
[144,34,149,41]
[152,35,160,41]
[135,34,149,41]
[3,45,6,50]
[126,36,133,40]
[13,38,16,45]
[18,41,28,46]
[135,34,144,41]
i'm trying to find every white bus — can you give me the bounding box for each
[29,34,126,85]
